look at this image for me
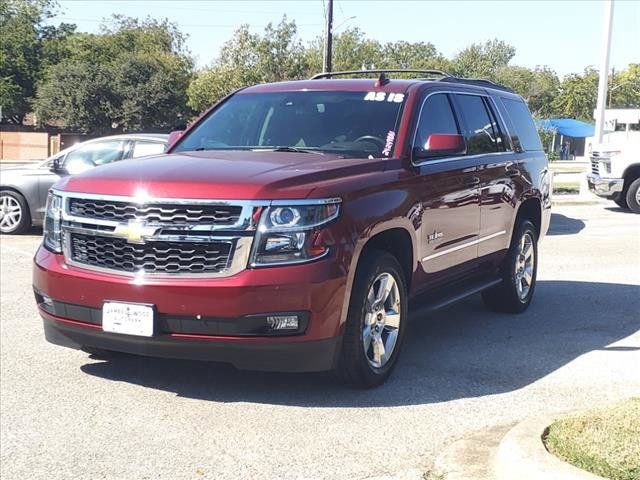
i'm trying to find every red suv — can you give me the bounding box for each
[33,70,551,388]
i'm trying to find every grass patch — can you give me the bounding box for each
[544,398,640,480]
[553,181,580,195]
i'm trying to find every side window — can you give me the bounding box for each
[414,93,460,154]
[501,98,543,151]
[64,140,126,167]
[455,94,503,155]
[132,141,166,158]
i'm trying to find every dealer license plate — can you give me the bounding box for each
[102,301,154,337]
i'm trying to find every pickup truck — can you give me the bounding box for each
[588,132,640,213]
[33,70,551,388]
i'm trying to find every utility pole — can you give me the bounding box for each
[594,0,614,143]
[608,67,615,109]
[323,0,333,73]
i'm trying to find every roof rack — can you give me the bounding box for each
[438,76,514,93]
[310,69,450,80]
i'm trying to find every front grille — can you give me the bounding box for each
[68,198,242,225]
[591,159,600,175]
[70,233,232,274]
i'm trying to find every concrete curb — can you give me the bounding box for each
[551,196,608,206]
[432,423,514,480]
[493,414,606,480]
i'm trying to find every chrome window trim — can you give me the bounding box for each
[410,90,516,167]
[421,230,506,262]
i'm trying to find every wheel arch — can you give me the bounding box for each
[338,222,417,335]
[515,197,542,238]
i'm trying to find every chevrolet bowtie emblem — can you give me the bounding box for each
[114,220,159,244]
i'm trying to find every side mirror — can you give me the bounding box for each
[414,133,466,159]
[167,130,184,149]
[50,156,67,175]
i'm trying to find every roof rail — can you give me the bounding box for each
[438,76,514,93]
[310,69,450,80]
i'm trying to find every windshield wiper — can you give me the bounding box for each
[255,146,324,155]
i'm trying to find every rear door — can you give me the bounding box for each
[452,93,515,258]
[413,92,482,278]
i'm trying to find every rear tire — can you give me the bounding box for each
[482,219,538,314]
[625,178,640,214]
[0,190,31,234]
[335,250,408,389]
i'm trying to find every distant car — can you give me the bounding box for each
[0,134,168,234]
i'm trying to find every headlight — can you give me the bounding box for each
[250,199,340,266]
[43,192,63,253]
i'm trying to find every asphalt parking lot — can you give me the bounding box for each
[1,202,639,480]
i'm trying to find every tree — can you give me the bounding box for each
[0,0,73,123]
[552,67,599,121]
[610,64,640,109]
[187,18,308,112]
[451,39,516,78]
[495,66,560,117]
[35,15,193,132]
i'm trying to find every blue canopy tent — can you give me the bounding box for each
[537,118,595,159]
[537,118,595,137]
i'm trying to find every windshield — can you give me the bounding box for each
[174,91,406,158]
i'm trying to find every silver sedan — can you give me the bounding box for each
[0,134,167,234]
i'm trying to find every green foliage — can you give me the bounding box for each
[551,67,599,122]
[451,39,516,78]
[34,15,193,133]
[610,64,640,108]
[0,0,71,122]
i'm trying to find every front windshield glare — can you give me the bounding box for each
[174,91,405,159]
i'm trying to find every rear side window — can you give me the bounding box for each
[455,94,503,155]
[133,141,165,158]
[501,98,542,151]
[414,93,460,152]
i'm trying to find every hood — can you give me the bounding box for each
[0,162,48,184]
[56,150,390,200]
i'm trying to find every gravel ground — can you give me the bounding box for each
[1,202,639,480]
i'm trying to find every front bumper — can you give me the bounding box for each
[587,174,624,197]
[33,246,347,372]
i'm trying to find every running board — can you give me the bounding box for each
[409,276,502,316]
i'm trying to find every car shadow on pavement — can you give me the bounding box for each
[547,213,586,235]
[80,280,640,407]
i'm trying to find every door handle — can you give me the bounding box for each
[465,176,480,187]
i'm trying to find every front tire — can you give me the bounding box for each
[482,219,538,314]
[0,190,31,234]
[335,250,408,389]
[625,178,640,214]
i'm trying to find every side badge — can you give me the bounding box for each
[427,230,443,243]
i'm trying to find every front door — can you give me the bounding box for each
[413,92,481,280]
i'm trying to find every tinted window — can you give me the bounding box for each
[455,95,501,155]
[501,98,543,151]
[174,91,406,159]
[133,141,165,158]
[414,94,459,152]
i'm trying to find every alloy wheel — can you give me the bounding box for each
[514,232,535,300]
[0,195,22,233]
[362,272,402,368]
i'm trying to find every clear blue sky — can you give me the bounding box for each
[50,0,640,76]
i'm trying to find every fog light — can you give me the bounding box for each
[41,295,54,308]
[266,315,299,331]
